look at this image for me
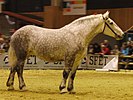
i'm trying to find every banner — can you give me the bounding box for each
[0,53,118,70]
[81,54,118,71]
[63,0,86,15]
[0,53,64,69]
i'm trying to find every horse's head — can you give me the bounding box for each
[102,11,124,40]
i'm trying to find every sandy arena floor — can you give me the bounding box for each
[0,69,133,100]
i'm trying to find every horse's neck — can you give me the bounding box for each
[84,19,104,46]
[69,15,103,45]
[65,15,103,35]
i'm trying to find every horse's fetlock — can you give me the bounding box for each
[6,80,14,87]
[6,83,10,87]
[59,85,66,91]
[19,84,26,90]
[7,86,14,91]
[67,85,73,92]
[19,86,27,91]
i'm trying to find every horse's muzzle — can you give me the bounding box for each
[116,33,125,40]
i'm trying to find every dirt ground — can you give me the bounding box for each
[0,69,133,100]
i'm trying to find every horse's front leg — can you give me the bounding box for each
[6,67,17,90]
[16,61,26,91]
[59,57,75,94]
[67,49,87,93]
[67,66,78,94]
[67,51,86,93]
[59,68,70,94]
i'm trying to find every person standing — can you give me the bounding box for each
[111,44,120,55]
[100,44,111,55]
[120,42,129,55]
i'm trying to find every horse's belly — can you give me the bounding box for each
[37,54,64,61]
[31,40,67,61]
[35,49,65,62]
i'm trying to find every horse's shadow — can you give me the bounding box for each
[0,89,60,94]
[27,90,59,95]
[0,89,88,95]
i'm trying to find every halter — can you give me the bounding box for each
[102,16,118,37]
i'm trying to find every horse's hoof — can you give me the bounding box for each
[7,86,14,91]
[60,88,67,94]
[20,86,27,92]
[68,90,76,94]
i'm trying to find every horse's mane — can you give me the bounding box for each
[63,14,102,29]
[71,14,102,25]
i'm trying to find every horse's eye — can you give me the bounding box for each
[110,22,113,25]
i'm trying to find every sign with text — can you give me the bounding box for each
[63,0,86,15]
[81,54,118,70]
[0,53,118,70]
[0,53,64,69]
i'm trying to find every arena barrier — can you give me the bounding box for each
[0,53,118,70]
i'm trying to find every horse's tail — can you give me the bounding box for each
[8,45,17,67]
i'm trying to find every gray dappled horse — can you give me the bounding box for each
[6,11,124,94]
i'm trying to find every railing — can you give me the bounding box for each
[118,55,133,69]
[2,11,44,26]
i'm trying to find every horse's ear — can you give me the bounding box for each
[103,11,110,20]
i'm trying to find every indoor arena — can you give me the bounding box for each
[0,0,133,100]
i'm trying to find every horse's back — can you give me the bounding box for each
[10,25,41,54]
[10,25,46,45]
[10,25,33,46]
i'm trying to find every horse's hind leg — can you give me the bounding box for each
[59,57,74,94]
[6,59,26,91]
[59,68,71,94]
[14,49,27,91]
[12,45,27,90]
[6,66,17,90]
[67,56,83,94]
[67,67,78,94]
[16,60,26,91]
